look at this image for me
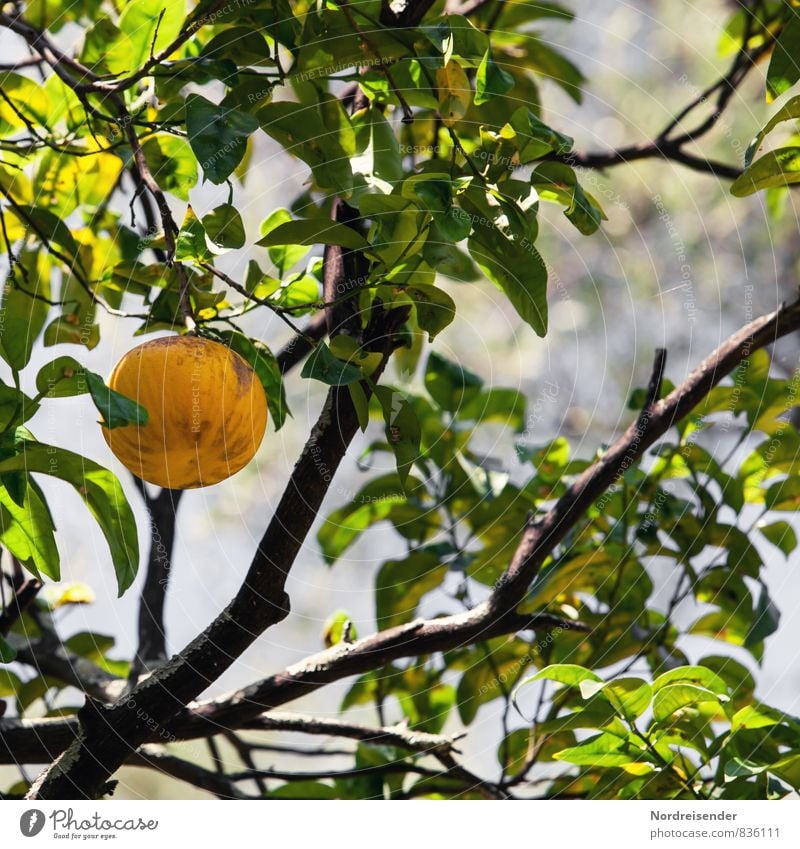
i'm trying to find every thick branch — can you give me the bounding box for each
[130,484,184,679]
[0,709,461,766]
[187,610,574,731]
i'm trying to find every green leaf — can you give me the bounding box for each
[295,7,411,76]
[259,98,354,193]
[422,14,489,63]
[351,107,403,198]
[590,677,653,722]
[758,520,797,556]
[259,209,310,275]
[0,276,50,371]
[375,549,447,629]
[13,207,78,259]
[523,664,603,688]
[652,683,725,723]
[730,702,791,732]
[348,382,370,432]
[317,473,426,564]
[771,754,800,790]
[652,665,730,697]
[552,733,637,768]
[504,107,573,162]
[267,782,338,800]
[35,357,87,398]
[0,634,16,663]
[257,218,368,251]
[108,0,185,75]
[474,50,515,105]
[65,631,115,659]
[405,285,456,341]
[42,274,99,350]
[328,336,382,377]
[457,645,532,725]
[218,331,289,430]
[361,194,428,265]
[140,135,198,201]
[0,441,139,595]
[468,225,548,335]
[745,96,800,166]
[524,37,585,103]
[746,586,780,647]
[185,94,258,184]
[301,343,363,386]
[0,663,20,691]
[0,72,50,132]
[422,234,480,281]
[175,205,213,262]
[532,162,604,235]
[373,385,422,486]
[203,204,245,250]
[766,9,800,101]
[765,476,800,511]
[0,478,59,580]
[458,388,527,431]
[515,664,609,715]
[201,27,271,66]
[425,351,482,412]
[698,655,755,708]
[731,147,800,197]
[268,273,318,314]
[85,371,148,430]
[0,383,37,432]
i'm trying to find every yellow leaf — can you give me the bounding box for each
[436,60,472,127]
[44,582,96,609]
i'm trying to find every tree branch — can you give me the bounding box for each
[242,712,463,755]
[559,145,743,181]
[0,577,41,637]
[129,746,253,799]
[187,611,577,732]
[379,0,439,27]
[130,483,184,680]
[9,639,124,703]
[551,19,775,181]
[276,313,328,375]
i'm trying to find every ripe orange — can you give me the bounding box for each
[102,336,268,489]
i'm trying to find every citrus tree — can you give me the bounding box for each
[1,0,800,800]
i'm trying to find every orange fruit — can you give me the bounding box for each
[102,336,267,489]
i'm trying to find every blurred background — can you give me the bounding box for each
[2,0,799,797]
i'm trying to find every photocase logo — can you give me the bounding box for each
[19,809,45,837]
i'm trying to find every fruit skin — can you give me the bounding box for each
[102,335,268,489]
